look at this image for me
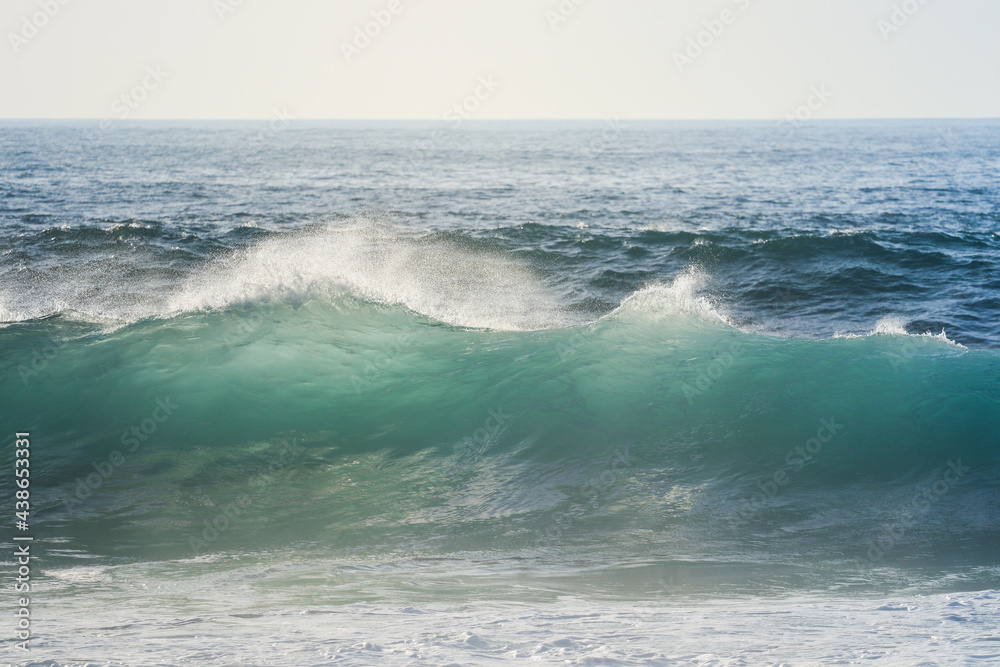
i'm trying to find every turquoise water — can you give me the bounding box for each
[2,120,999,664]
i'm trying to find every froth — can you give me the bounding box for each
[834,316,962,346]
[608,269,732,326]
[0,263,158,326]
[870,316,910,336]
[169,220,570,331]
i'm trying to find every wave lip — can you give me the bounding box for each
[605,269,733,327]
[833,315,964,347]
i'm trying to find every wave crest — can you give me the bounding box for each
[607,269,733,327]
[172,220,572,331]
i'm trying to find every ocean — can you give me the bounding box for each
[2,119,999,665]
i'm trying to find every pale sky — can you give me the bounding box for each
[2,0,998,120]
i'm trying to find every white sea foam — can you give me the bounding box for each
[0,252,734,334]
[169,219,571,331]
[0,219,577,331]
[607,269,733,326]
[834,315,963,346]
[30,566,1000,666]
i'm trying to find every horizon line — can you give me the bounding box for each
[2,116,999,123]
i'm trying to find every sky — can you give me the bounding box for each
[2,0,998,120]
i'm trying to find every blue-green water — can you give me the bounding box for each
[2,120,999,664]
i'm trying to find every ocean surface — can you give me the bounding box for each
[1,119,999,665]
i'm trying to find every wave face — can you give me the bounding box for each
[4,259,999,591]
[2,120,1000,601]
